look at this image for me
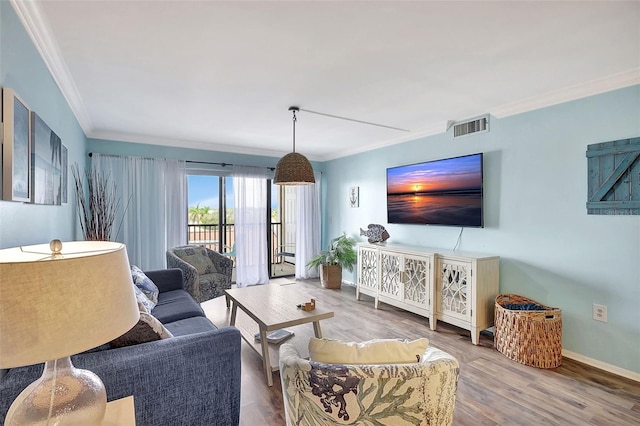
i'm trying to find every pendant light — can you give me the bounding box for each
[274,106,315,185]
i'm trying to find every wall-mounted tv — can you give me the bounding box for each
[387,153,484,227]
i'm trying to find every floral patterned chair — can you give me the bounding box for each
[279,342,459,426]
[166,245,233,304]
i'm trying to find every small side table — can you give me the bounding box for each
[103,396,136,425]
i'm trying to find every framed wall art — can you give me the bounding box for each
[61,144,68,204]
[350,186,359,208]
[30,111,62,205]
[2,88,31,202]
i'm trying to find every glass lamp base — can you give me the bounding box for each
[5,357,106,425]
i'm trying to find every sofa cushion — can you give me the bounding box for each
[131,265,159,304]
[152,289,205,323]
[145,268,184,293]
[172,246,217,275]
[309,337,429,364]
[164,316,218,337]
[110,312,173,348]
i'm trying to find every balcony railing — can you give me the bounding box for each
[188,223,234,253]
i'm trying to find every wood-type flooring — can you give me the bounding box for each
[202,279,640,426]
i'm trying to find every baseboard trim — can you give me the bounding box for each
[341,282,639,383]
[562,349,640,383]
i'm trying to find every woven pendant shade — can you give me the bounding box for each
[274,152,315,185]
[274,106,315,185]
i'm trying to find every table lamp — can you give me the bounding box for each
[0,240,140,425]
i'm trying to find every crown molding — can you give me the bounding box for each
[88,130,307,161]
[10,0,93,133]
[490,69,640,119]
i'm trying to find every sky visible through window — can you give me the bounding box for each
[187,175,279,209]
[187,175,232,208]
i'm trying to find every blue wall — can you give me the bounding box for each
[2,0,638,375]
[323,85,640,374]
[0,2,86,248]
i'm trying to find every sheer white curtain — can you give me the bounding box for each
[92,154,186,270]
[295,172,321,279]
[233,166,269,287]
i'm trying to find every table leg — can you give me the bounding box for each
[312,321,323,338]
[259,328,273,386]
[229,302,238,326]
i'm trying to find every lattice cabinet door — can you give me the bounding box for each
[402,254,430,310]
[357,246,378,298]
[379,250,402,301]
[437,258,471,323]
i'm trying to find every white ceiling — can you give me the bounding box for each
[12,1,640,161]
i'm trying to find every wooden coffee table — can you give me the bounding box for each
[225,284,334,386]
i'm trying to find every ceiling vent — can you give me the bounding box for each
[453,115,489,138]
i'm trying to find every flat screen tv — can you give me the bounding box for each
[387,153,484,227]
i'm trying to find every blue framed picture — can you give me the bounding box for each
[2,88,31,202]
[30,112,62,205]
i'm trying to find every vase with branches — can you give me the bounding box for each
[71,164,123,241]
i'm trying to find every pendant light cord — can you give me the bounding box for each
[292,109,297,153]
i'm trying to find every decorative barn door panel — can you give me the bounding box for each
[587,137,640,215]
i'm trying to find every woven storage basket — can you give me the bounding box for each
[494,294,562,369]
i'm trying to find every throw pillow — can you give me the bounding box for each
[308,337,429,365]
[173,247,216,275]
[134,285,156,312]
[137,300,150,314]
[131,265,159,304]
[110,312,173,348]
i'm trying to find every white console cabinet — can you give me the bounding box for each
[356,243,499,345]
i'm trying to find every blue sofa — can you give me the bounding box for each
[0,268,241,426]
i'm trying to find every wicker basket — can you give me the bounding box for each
[494,294,562,369]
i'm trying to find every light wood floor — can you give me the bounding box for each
[203,279,640,426]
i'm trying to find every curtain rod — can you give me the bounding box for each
[187,160,275,171]
[88,153,276,171]
[87,152,157,161]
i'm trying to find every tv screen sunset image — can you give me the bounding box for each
[387,153,483,227]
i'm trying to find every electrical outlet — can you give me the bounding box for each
[593,304,607,322]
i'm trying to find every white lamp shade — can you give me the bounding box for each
[0,241,140,368]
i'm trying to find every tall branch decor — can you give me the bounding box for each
[72,164,121,241]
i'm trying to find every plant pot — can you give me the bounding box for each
[320,264,342,289]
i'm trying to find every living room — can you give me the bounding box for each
[1,1,639,425]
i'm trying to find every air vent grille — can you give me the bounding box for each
[453,116,489,138]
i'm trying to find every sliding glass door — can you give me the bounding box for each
[269,182,296,278]
[187,175,235,255]
[187,174,296,278]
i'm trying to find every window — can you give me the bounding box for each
[187,175,234,253]
[187,173,295,277]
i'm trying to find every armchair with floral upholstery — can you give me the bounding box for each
[166,245,233,304]
[279,340,459,426]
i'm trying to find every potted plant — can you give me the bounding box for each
[307,233,357,289]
